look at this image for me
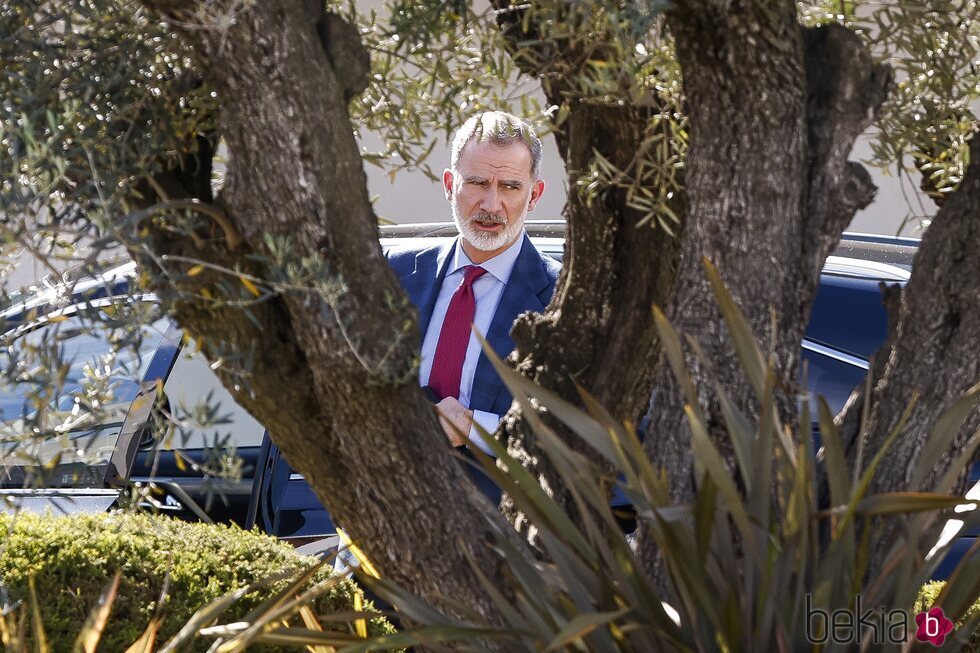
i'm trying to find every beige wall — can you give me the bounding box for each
[365,125,932,237]
[2,127,931,294]
[847,133,933,238]
[3,247,55,289]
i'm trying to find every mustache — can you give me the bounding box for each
[469,211,506,225]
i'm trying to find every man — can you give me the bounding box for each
[387,111,560,480]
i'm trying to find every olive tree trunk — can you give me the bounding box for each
[835,136,980,571]
[131,0,526,627]
[489,0,685,523]
[637,2,891,575]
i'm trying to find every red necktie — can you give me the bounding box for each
[428,265,487,400]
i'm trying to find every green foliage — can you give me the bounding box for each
[0,0,215,256]
[433,304,976,650]
[917,581,980,622]
[800,0,980,231]
[0,511,392,651]
[3,0,979,254]
[861,3,980,192]
[191,269,978,651]
[0,297,165,487]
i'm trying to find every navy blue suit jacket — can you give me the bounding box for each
[386,234,561,415]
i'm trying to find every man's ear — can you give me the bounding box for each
[527,179,545,211]
[443,169,454,200]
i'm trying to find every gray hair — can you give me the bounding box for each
[450,111,543,180]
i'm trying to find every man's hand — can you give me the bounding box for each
[435,397,473,447]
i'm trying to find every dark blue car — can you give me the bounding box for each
[1,223,974,577]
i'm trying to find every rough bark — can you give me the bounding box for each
[490,0,684,521]
[837,135,980,501]
[638,2,889,578]
[130,0,525,627]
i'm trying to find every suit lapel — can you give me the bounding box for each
[409,240,456,337]
[472,235,550,402]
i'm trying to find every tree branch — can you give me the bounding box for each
[314,11,371,102]
[131,197,244,251]
[801,23,892,276]
[832,132,980,578]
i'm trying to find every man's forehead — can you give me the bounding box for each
[457,140,533,179]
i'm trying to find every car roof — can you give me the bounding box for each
[1,261,139,325]
[5,222,915,325]
[381,221,916,282]
[381,222,914,363]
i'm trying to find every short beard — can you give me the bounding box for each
[453,207,526,252]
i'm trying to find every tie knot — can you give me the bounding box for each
[462,265,487,287]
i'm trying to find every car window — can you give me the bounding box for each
[800,344,868,415]
[162,345,266,450]
[0,310,168,487]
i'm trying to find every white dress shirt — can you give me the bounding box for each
[419,235,524,454]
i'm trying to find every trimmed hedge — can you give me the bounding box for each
[0,511,392,651]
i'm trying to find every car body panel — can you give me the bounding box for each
[806,273,892,361]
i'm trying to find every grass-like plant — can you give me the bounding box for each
[185,262,979,652]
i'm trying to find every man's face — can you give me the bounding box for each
[444,139,544,260]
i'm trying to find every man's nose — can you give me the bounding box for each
[479,185,502,213]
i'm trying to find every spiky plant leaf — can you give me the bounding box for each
[122,617,162,653]
[912,382,980,490]
[701,257,766,400]
[72,571,120,653]
[27,577,48,653]
[855,492,977,515]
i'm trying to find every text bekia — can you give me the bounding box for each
[805,594,953,646]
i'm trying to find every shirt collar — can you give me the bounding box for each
[449,232,524,284]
